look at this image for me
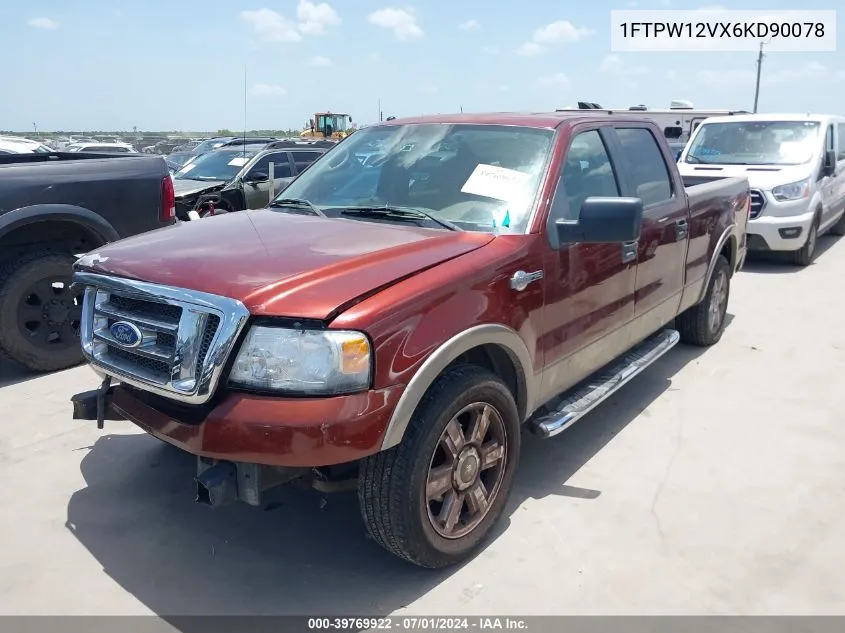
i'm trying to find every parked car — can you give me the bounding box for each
[172,141,328,219]
[678,113,845,266]
[64,142,137,154]
[0,136,54,154]
[0,151,175,371]
[71,112,748,568]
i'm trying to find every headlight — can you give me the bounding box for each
[772,179,810,202]
[229,326,371,395]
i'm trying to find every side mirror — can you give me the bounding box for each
[556,197,643,244]
[248,171,269,183]
[823,149,836,176]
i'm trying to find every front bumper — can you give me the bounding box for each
[72,382,404,467]
[747,208,815,252]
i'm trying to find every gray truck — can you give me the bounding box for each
[0,152,176,372]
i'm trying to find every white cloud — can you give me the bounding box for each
[310,55,332,66]
[252,83,287,96]
[367,52,382,62]
[665,69,678,80]
[368,8,423,40]
[460,19,481,31]
[28,17,59,30]
[600,54,621,72]
[240,9,302,41]
[600,54,648,75]
[696,69,755,85]
[764,62,827,85]
[533,20,593,43]
[516,42,542,57]
[539,73,570,87]
[517,19,592,57]
[239,3,339,42]
[296,0,340,35]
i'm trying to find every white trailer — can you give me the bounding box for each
[557,100,749,142]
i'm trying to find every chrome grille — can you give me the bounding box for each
[76,272,250,404]
[749,189,766,219]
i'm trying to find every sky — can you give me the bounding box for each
[1,0,843,132]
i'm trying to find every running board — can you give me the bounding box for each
[528,329,680,439]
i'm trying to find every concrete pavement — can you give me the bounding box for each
[1,235,844,617]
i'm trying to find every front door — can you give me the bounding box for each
[608,125,688,338]
[243,151,294,209]
[539,126,639,403]
[820,123,841,226]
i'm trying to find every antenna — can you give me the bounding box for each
[243,66,248,153]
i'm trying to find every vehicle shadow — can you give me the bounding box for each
[741,232,841,274]
[64,331,717,622]
[0,356,44,388]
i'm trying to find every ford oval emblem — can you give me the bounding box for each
[110,321,143,348]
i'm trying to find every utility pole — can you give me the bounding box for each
[753,41,765,113]
[378,98,383,122]
[33,122,37,136]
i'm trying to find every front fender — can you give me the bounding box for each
[0,203,120,244]
[379,323,537,450]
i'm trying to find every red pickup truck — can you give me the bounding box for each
[71,113,749,568]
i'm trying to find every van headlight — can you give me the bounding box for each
[229,326,372,395]
[772,179,810,202]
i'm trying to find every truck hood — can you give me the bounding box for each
[172,178,227,198]
[678,162,816,191]
[74,210,494,319]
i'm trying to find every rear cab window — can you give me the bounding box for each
[614,127,674,206]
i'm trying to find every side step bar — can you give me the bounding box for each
[528,329,680,439]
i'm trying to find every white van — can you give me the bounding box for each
[678,113,845,266]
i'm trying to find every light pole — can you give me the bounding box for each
[752,40,768,114]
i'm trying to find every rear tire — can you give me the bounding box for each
[0,252,84,372]
[358,365,520,568]
[788,215,819,266]
[676,255,730,347]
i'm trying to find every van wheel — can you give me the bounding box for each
[358,365,520,568]
[830,210,845,236]
[0,252,84,372]
[788,215,819,266]
[677,255,730,347]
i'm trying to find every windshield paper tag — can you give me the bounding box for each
[228,157,249,167]
[461,164,531,202]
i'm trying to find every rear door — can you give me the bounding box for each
[242,151,294,208]
[820,122,844,227]
[607,124,689,335]
[291,150,325,175]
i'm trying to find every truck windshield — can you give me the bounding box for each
[685,120,821,166]
[273,123,554,233]
[174,149,257,181]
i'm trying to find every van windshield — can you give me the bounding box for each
[685,120,821,166]
[272,123,554,233]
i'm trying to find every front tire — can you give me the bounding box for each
[788,215,819,266]
[358,365,520,568]
[676,254,730,347]
[0,252,84,372]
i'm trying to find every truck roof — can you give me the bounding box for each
[381,111,663,129]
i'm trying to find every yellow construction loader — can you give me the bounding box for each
[301,112,354,140]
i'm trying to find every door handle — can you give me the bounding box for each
[675,218,689,240]
[621,240,638,264]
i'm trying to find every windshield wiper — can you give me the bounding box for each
[685,154,714,164]
[340,205,461,231]
[268,198,327,217]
